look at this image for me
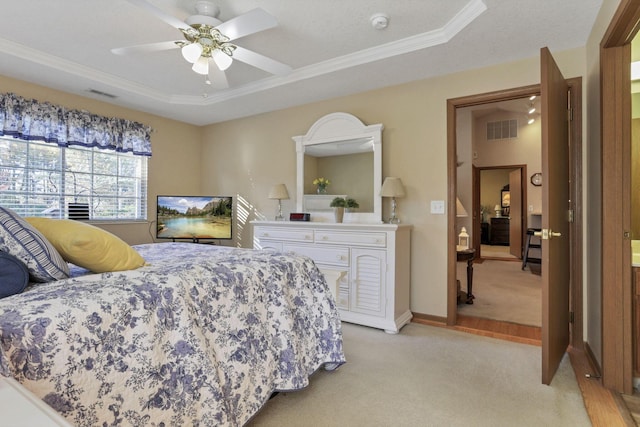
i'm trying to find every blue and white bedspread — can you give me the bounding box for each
[0,242,345,426]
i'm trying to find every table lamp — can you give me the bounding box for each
[268,184,289,221]
[456,197,468,217]
[380,177,405,224]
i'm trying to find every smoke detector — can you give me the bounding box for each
[370,13,389,30]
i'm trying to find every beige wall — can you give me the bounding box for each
[0,74,203,245]
[201,47,586,318]
[0,43,593,321]
[457,107,543,240]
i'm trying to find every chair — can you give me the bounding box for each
[522,228,541,270]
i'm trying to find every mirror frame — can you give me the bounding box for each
[293,112,383,223]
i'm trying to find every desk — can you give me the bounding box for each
[457,248,475,304]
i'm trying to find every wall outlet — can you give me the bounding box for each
[430,200,445,214]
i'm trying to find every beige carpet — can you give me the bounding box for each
[457,259,541,327]
[248,322,589,426]
[480,244,518,259]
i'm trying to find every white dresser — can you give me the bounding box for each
[252,221,412,333]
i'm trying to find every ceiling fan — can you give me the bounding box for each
[112,0,292,89]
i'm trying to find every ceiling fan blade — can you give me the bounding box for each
[208,60,229,90]
[232,46,291,76]
[125,0,189,31]
[216,8,278,41]
[111,41,179,55]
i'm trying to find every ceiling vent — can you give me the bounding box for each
[486,119,517,140]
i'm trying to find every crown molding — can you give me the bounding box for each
[0,0,487,108]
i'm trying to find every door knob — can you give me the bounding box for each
[533,229,562,240]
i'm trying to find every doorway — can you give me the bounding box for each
[446,80,583,352]
[475,165,528,262]
[599,0,640,394]
[455,96,541,328]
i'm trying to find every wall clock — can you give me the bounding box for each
[530,173,542,186]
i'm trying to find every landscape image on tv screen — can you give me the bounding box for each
[156,196,232,241]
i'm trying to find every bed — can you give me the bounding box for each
[0,239,345,426]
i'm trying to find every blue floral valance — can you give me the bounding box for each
[0,93,152,156]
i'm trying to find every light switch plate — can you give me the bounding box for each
[430,200,445,214]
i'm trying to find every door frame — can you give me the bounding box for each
[447,82,583,352]
[600,0,640,394]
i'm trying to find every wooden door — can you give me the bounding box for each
[540,47,571,385]
[509,169,522,258]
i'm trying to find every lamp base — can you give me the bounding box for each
[275,200,285,221]
[388,197,400,224]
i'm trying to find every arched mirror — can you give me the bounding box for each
[293,112,383,223]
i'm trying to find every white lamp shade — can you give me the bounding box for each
[380,177,405,197]
[192,56,210,75]
[268,184,289,200]
[456,197,468,217]
[181,43,203,63]
[212,49,233,71]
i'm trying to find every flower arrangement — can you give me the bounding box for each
[313,177,330,193]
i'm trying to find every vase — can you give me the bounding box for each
[334,207,344,223]
[317,186,327,194]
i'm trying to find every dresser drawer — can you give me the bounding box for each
[315,230,386,247]
[284,243,349,267]
[254,227,313,242]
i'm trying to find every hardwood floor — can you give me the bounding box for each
[411,317,636,426]
[413,314,541,345]
[621,393,640,426]
[454,314,541,345]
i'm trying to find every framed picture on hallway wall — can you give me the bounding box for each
[501,190,510,208]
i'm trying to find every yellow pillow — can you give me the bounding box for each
[24,218,145,273]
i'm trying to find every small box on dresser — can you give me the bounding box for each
[252,221,412,333]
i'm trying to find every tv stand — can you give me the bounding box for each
[168,238,217,245]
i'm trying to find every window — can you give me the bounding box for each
[0,137,148,220]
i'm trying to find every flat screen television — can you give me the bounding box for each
[156,195,232,241]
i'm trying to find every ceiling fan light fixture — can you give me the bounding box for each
[212,49,233,71]
[192,56,209,75]
[182,43,203,63]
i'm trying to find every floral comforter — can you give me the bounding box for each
[0,243,345,426]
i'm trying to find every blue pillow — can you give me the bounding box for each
[0,251,29,298]
[0,206,69,282]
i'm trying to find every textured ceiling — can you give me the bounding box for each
[0,0,602,125]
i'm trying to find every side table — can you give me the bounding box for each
[457,248,476,304]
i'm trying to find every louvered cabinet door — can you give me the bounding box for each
[350,248,386,317]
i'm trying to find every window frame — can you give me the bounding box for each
[0,136,148,221]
